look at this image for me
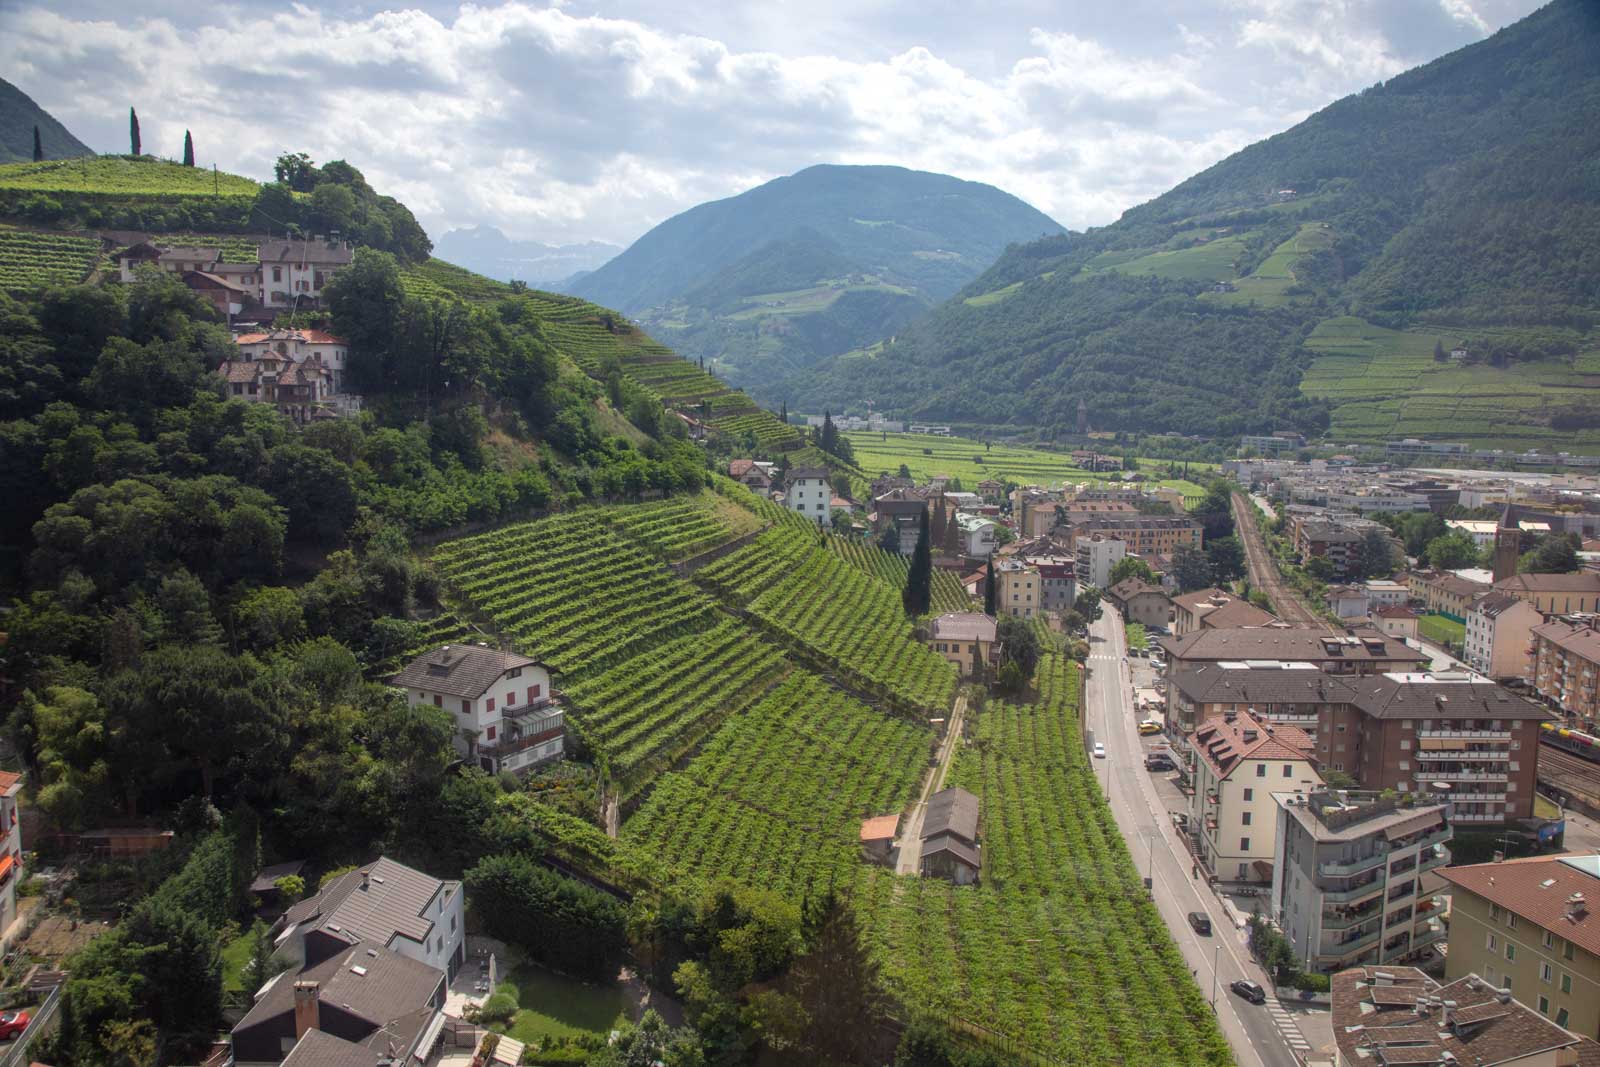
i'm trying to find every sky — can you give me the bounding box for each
[0,0,1546,249]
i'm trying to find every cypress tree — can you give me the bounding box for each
[931,493,948,548]
[183,130,194,166]
[780,400,788,425]
[31,125,42,162]
[902,506,932,617]
[943,507,962,556]
[129,107,141,156]
[983,557,997,615]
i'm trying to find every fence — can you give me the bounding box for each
[0,984,62,1067]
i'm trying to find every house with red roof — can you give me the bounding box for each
[1189,710,1321,883]
[235,329,352,394]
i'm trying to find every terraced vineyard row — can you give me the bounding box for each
[0,228,100,290]
[621,672,932,898]
[561,620,787,792]
[709,412,805,450]
[369,611,478,676]
[430,512,716,674]
[692,525,819,605]
[828,536,971,614]
[593,491,756,561]
[854,651,1230,1065]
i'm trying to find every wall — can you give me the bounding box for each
[1445,889,1600,1038]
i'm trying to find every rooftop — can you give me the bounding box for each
[1439,853,1600,962]
[1531,620,1600,662]
[1160,627,1426,666]
[235,940,443,1036]
[1192,712,1315,780]
[1107,578,1166,602]
[930,613,997,643]
[860,815,899,842]
[390,644,540,702]
[1274,790,1448,843]
[922,787,979,844]
[282,857,453,952]
[1497,571,1600,594]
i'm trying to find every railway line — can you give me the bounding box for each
[1538,741,1600,812]
[1230,489,1333,630]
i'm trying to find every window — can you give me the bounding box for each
[1400,740,1411,751]
[1256,764,1266,778]
[1506,944,1516,962]
[1565,941,1575,960]
[1283,764,1293,777]
[1491,904,1502,921]
[1487,933,1498,951]
[450,915,457,932]
[487,698,496,712]
[1504,975,1513,992]
[461,700,470,715]
[1399,761,1410,771]
[507,667,522,679]
[432,694,441,707]
[506,691,515,706]
[1242,812,1252,826]
[1508,914,1518,930]
[1557,1008,1570,1028]
[1544,930,1555,949]
[1539,996,1549,1015]
[1243,788,1253,801]
[273,266,283,282]
[1562,973,1572,994]
[486,725,496,741]
[1240,837,1251,851]
[1542,962,1553,983]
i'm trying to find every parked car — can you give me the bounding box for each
[1230,979,1267,1004]
[1138,720,1162,735]
[1092,742,1107,759]
[1146,754,1175,771]
[0,1009,30,1039]
[1187,912,1212,935]
[1171,812,1189,830]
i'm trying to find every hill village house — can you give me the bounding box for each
[116,235,355,313]
[391,644,566,776]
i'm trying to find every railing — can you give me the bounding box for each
[1322,878,1384,904]
[1319,851,1388,879]
[1324,927,1380,956]
[0,985,62,1067]
[1420,728,1512,739]
[1321,906,1382,931]
[502,696,559,719]
[1415,750,1510,763]
[1419,847,1451,873]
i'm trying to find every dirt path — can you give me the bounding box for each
[895,692,968,875]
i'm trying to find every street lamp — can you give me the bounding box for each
[1211,943,1220,1008]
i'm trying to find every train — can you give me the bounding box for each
[1540,721,1600,762]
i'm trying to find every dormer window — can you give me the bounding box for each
[507,667,522,679]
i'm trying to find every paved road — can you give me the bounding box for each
[1231,490,1329,630]
[1089,608,1306,1067]
[896,693,968,874]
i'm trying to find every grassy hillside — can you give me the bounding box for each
[782,0,1600,448]
[0,77,92,164]
[0,156,259,196]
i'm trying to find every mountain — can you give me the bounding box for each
[784,0,1600,452]
[0,77,93,163]
[432,226,621,286]
[567,164,1062,394]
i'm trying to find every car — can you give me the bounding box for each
[1187,912,1212,935]
[1092,742,1107,759]
[1145,755,1175,771]
[1230,979,1267,1004]
[0,1009,30,1039]
[1138,720,1162,735]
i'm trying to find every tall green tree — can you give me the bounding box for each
[129,107,140,156]
[1109,556,1157,586]
[902,506,932,617]
[931,493,948,548]
[31,125,42,162]
[182,130,194,166]
[983,558,996,615]
[1424,531,1480,570]
[943,508,962,555]
[1171,544,1214,593]
[1206,536,1246,583]
[1522,533,1580,574]
[1357,528,1397,578]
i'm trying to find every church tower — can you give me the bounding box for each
[1076,397,1088,436]
[1491,502,1521,583]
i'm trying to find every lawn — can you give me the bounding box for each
[221,927,257,995]
[1125,623,1149,650]
[1418,613,1465,651]
[500,963,629,1043]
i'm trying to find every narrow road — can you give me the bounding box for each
[896,692,968,874]
[1231,489,1329,630]
[1089,608,1305,1067]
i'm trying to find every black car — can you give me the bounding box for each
[1145,754,1176,771]
[1230,979,1267,1004]
[1187,912,1212,935]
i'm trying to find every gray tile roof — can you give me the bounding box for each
[1170,664,1361,706]
[1349,676,1555,722]
[285,857,448,950]
[921,833,981,869]
[235,940,443,1036]
[922,787,979,844]
[1159,627,1426,665]
[390,644,537,701]
[260,239,355,265]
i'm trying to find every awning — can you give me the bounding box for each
[0,854,17,883]
[412,1010,446,1063]
[1383,811,1444,841]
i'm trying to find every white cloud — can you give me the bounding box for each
[0,0,1540,247]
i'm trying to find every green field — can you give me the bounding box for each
[1202,222,1331,308]
[0,227,99,291]
[1418,613,1465,651]
[501,964,629,1043]
[1301,315,1600,450]
[1125,623,1149,650]
[0,157,260,197]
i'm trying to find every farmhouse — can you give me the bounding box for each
[784,467,834,527]
[929,613,998,678]
[236,329,352,393]
[391,644,565,776]
[215,352,333,426]
[259,237,356,308]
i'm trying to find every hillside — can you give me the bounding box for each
[0,77,92,164]
[783,0,1600,451]
[566,164,1061,395]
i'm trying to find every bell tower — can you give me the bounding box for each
[1491,502,1521,583]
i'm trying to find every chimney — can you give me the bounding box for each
[1568,892,1587,919]
[1497,988,1513,1004]
[361,868,371,891]
[1441,999,1458,1028]
[293,980,320,1038]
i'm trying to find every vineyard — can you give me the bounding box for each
[828,535,971,614]
[560,620,787,794]
[853,650,1231,1065]
[428,511,717,675]
[160,234,260,262]
[0,157,260,196]
[621,672,932,899]
[707,411,805,450]
[593,492,760,562]
[0,228,100,290]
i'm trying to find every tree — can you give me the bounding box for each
[878,525,900,555]
[273,152,319,192]
[182,130,194,167]
[1522,533,1580,574]
[996,615,1042,681]
[1109,556,1156,586]
[32,125,42,162]
[785,899,889,1064]
[983,558,996,615]
[931,494,948,548]
[1171,544,1213,593]
[1433,339,1447,362]
[589,1011,704,1067]
[128,107,140,156]
[1206,536,1246,583]
[1357,528,1397,579]
[1424,531,1480,570]
[464,852,627,981]
[902,506,931,617]
[943,509,962,556]
[1304,556,1336,582]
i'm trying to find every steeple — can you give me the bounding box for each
[1491,501,1521,583]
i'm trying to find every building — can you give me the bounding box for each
[216,352,335,425]
[1464,593,1544,681]
[1171,588,1277,635]
[1374,604,1419,640]
[1386,439,1470,459]
[1295,522,1366,581]
[274,857,466,979]
[391,644,565,776]
[783,467,834,527]
[929,613,998,678]
[259,237,356,309]
[1030,556,1076,612]
[995,559,1040,619]
[859,815,898,866]
[1493,503,1525,584]
[1408,570,1492,619]
[727,459,773,491]
[1241,434,1302,454]
[1106,578,1172,628]
[1449,518,1552,551]
[1272,791,1450,971]
[1495,572,1600,615]
[1330,964,1600,1066]
[1365,580,1410,609]
[0,772,21,935]
[920,787,980,885]
[1328,585,1372,619]
[185,270,254,318]
[1190,712,1320,882]
[1438,853,1600,1037]
[1528,620,1600,720]
[1063,515,1204,558]
[231,329,354,398]
[1326,486,1430,514]
[1074,534,1126,590]
[231,940,446,1067]
[873,492,927,554]
[976,479,1004,503]
[954,513,999,558]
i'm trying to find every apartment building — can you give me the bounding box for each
[1190,712,1320,882]
[1407,569,1492,618]
[1271,790,1450,971]
[995,559,1040,619]
[1074,534,1126,590]
[1064,515,1204,557]
[1438,853,1600,1037]
[1464,593,1544,681]
[1295,522,1365,581]
[1029,556,1077,612]
[1528,620,1600,720]
[1171,588,1277,636]
[1106,578,1171,628]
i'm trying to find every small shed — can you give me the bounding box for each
[920,835,981,886]
[859,815,899,865]
[920,787,981,885]
[249,860,307,904]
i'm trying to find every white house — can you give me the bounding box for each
[1363,580,1409,609]
[258,237,355,309]
[0,772,22,935]
[784,467,834,527]
[391,644,565,775]
[955,513,998,557]
[1190,711,1321,883]
[1463,592,1544,681]
[235,329,352,394]
[1074,534,1126,590]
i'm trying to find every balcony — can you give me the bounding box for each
[1323,926,1381,957]
[1419,728,1512,740]
[1419,847,1451,873]
[1322,878,1385,904]
[1322,905,1382,931]
[1415,750,1509,763]
[1448,791,1507,803]
[1319,851,1389,879]
[503,694,561,719]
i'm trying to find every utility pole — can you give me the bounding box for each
[1146,831,1155,897]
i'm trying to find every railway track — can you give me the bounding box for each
[1230,490,1333,630]
[1537,744,1600,811]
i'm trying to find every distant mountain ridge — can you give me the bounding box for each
[781,0,1600,452]
[0,77,92,164]
[568,164,1061,397]
[433,226,621,287]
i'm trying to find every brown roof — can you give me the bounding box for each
[282,857,451,949]
[728,459,756,477]
[1200,599,1278,629]
[1470,591,1534,619]
[1106,578,1166,603]
[920,833,981,869]
[1349,676,1554,722]
[1159,627,1426,666]
[260,239,354,265]
[1191,713,1315,780]
[390,644,539,701]
[930,613,997,643]
[1439,854,1600,961]
[0,771,21,795]
[1496,572,1600,594]
[185,270,252,293]
[922,787,979,844]
[1532,621,1600,664]
[859,815,899,842]
[234,940,443,1036]
[1375,604,1417,619]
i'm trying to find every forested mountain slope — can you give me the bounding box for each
[0,77,92,163]
[566,164,1062,396]
[783,0,1600,450]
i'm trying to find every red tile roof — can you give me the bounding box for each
[1192,712,1315,780]
[1439,854,1600,960]
[860,815,899,842]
